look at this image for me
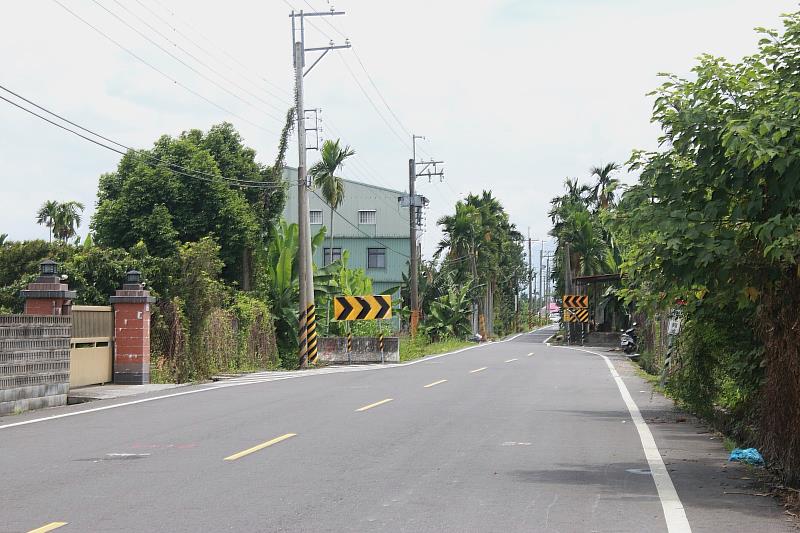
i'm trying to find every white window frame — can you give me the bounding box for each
[309,210,324,225]
[358,210,377,225]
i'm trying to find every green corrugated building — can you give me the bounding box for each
[282,167,412,297]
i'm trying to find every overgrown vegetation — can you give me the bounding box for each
[399,335,473,362]
[414,191,528,339]
[548,12,800,484]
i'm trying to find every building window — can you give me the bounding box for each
[358,210,376,225]
[310,210,323,225]
[323,248,342,266]
[367,248,386,269]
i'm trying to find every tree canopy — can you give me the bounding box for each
[92,121,290,284]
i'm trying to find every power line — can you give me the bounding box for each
[108,0,287,117]
[351,47,411,139]
[88,0,285,123]
[337,52,411,151]
[300,0,348,40]
[51,0,278,136]
[137,0,294,106]
[311,189,410,258]
[0,86,287,190]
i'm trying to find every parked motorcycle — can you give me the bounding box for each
[620,322,638,354]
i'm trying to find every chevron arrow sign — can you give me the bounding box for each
[334,295,392,321]
[563,294,589,309]
[564,308,589,323]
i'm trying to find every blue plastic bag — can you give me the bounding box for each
[729,448,765,466]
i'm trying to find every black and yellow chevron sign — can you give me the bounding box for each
[334,295,392,321]
[564,308,590,323]
[563,294,589,309]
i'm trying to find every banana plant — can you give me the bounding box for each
[422,281,473,341]
[265,219,327,355]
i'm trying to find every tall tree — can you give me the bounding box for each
[309,139,355,265]
[91,121,294,285]
[53,201,85,242]
[590,162,620,210]
[36,200,59,243]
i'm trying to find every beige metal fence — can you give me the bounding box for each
[70,305,114,388]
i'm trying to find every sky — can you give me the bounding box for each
[1,0,797,259]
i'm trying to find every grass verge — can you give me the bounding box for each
[399,336,474,362]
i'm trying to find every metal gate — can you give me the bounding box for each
[70,305,113,388]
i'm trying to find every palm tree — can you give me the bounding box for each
[590,162,620,210]
[53,201,85,242]
[309,139,355,265]
[36,200,59,242]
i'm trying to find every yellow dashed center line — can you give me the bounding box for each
[356,398,394,412]
[505,358,519,363]
[224,433,297,461]
[27,523,68,533]
[424,379,447,388]
[470,367,488,373]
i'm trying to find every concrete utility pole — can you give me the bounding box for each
[539,244,544,318]
[291,8,350,367]
[408,134,443,336]
[527,230,533,327]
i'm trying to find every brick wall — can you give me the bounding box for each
[0,315,71,416]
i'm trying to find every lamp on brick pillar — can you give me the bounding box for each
[110,270,155,384]
[20,259,76,316]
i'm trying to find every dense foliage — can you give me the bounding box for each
[432,191,527,338]
[548,12,800,484]
[92,120,291,286]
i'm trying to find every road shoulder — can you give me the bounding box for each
[608,352,794,532]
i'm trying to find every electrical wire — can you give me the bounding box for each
[108,0,288,116]
[337,52,411,151]
[88,0,284,123]
[138,0,294,105]
[0,87,288,190]
[51,0,278,136]
[351,47,411,139]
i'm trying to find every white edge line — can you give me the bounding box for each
[560,346,692,533]
[0,328,544,431]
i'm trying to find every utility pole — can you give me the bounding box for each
[545,254,551,309]
[564,243,573,342]
[539,245,544,318]
[408,134,443,336]
[527,229,533,328]
[290,8,350,367]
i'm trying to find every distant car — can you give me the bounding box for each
[549,311,560,323]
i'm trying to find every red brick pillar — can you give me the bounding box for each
[110,270,155,385]
[20,259,76,316]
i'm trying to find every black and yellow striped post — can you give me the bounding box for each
[298,306,308,368]
[306,303,318,365]
[347,329,353,365]
[379,322,385,364]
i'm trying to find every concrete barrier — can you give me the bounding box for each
[319,336,399,364]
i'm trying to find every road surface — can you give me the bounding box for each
[1,327,791,532]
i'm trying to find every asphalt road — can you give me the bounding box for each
[1,327,792,532]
